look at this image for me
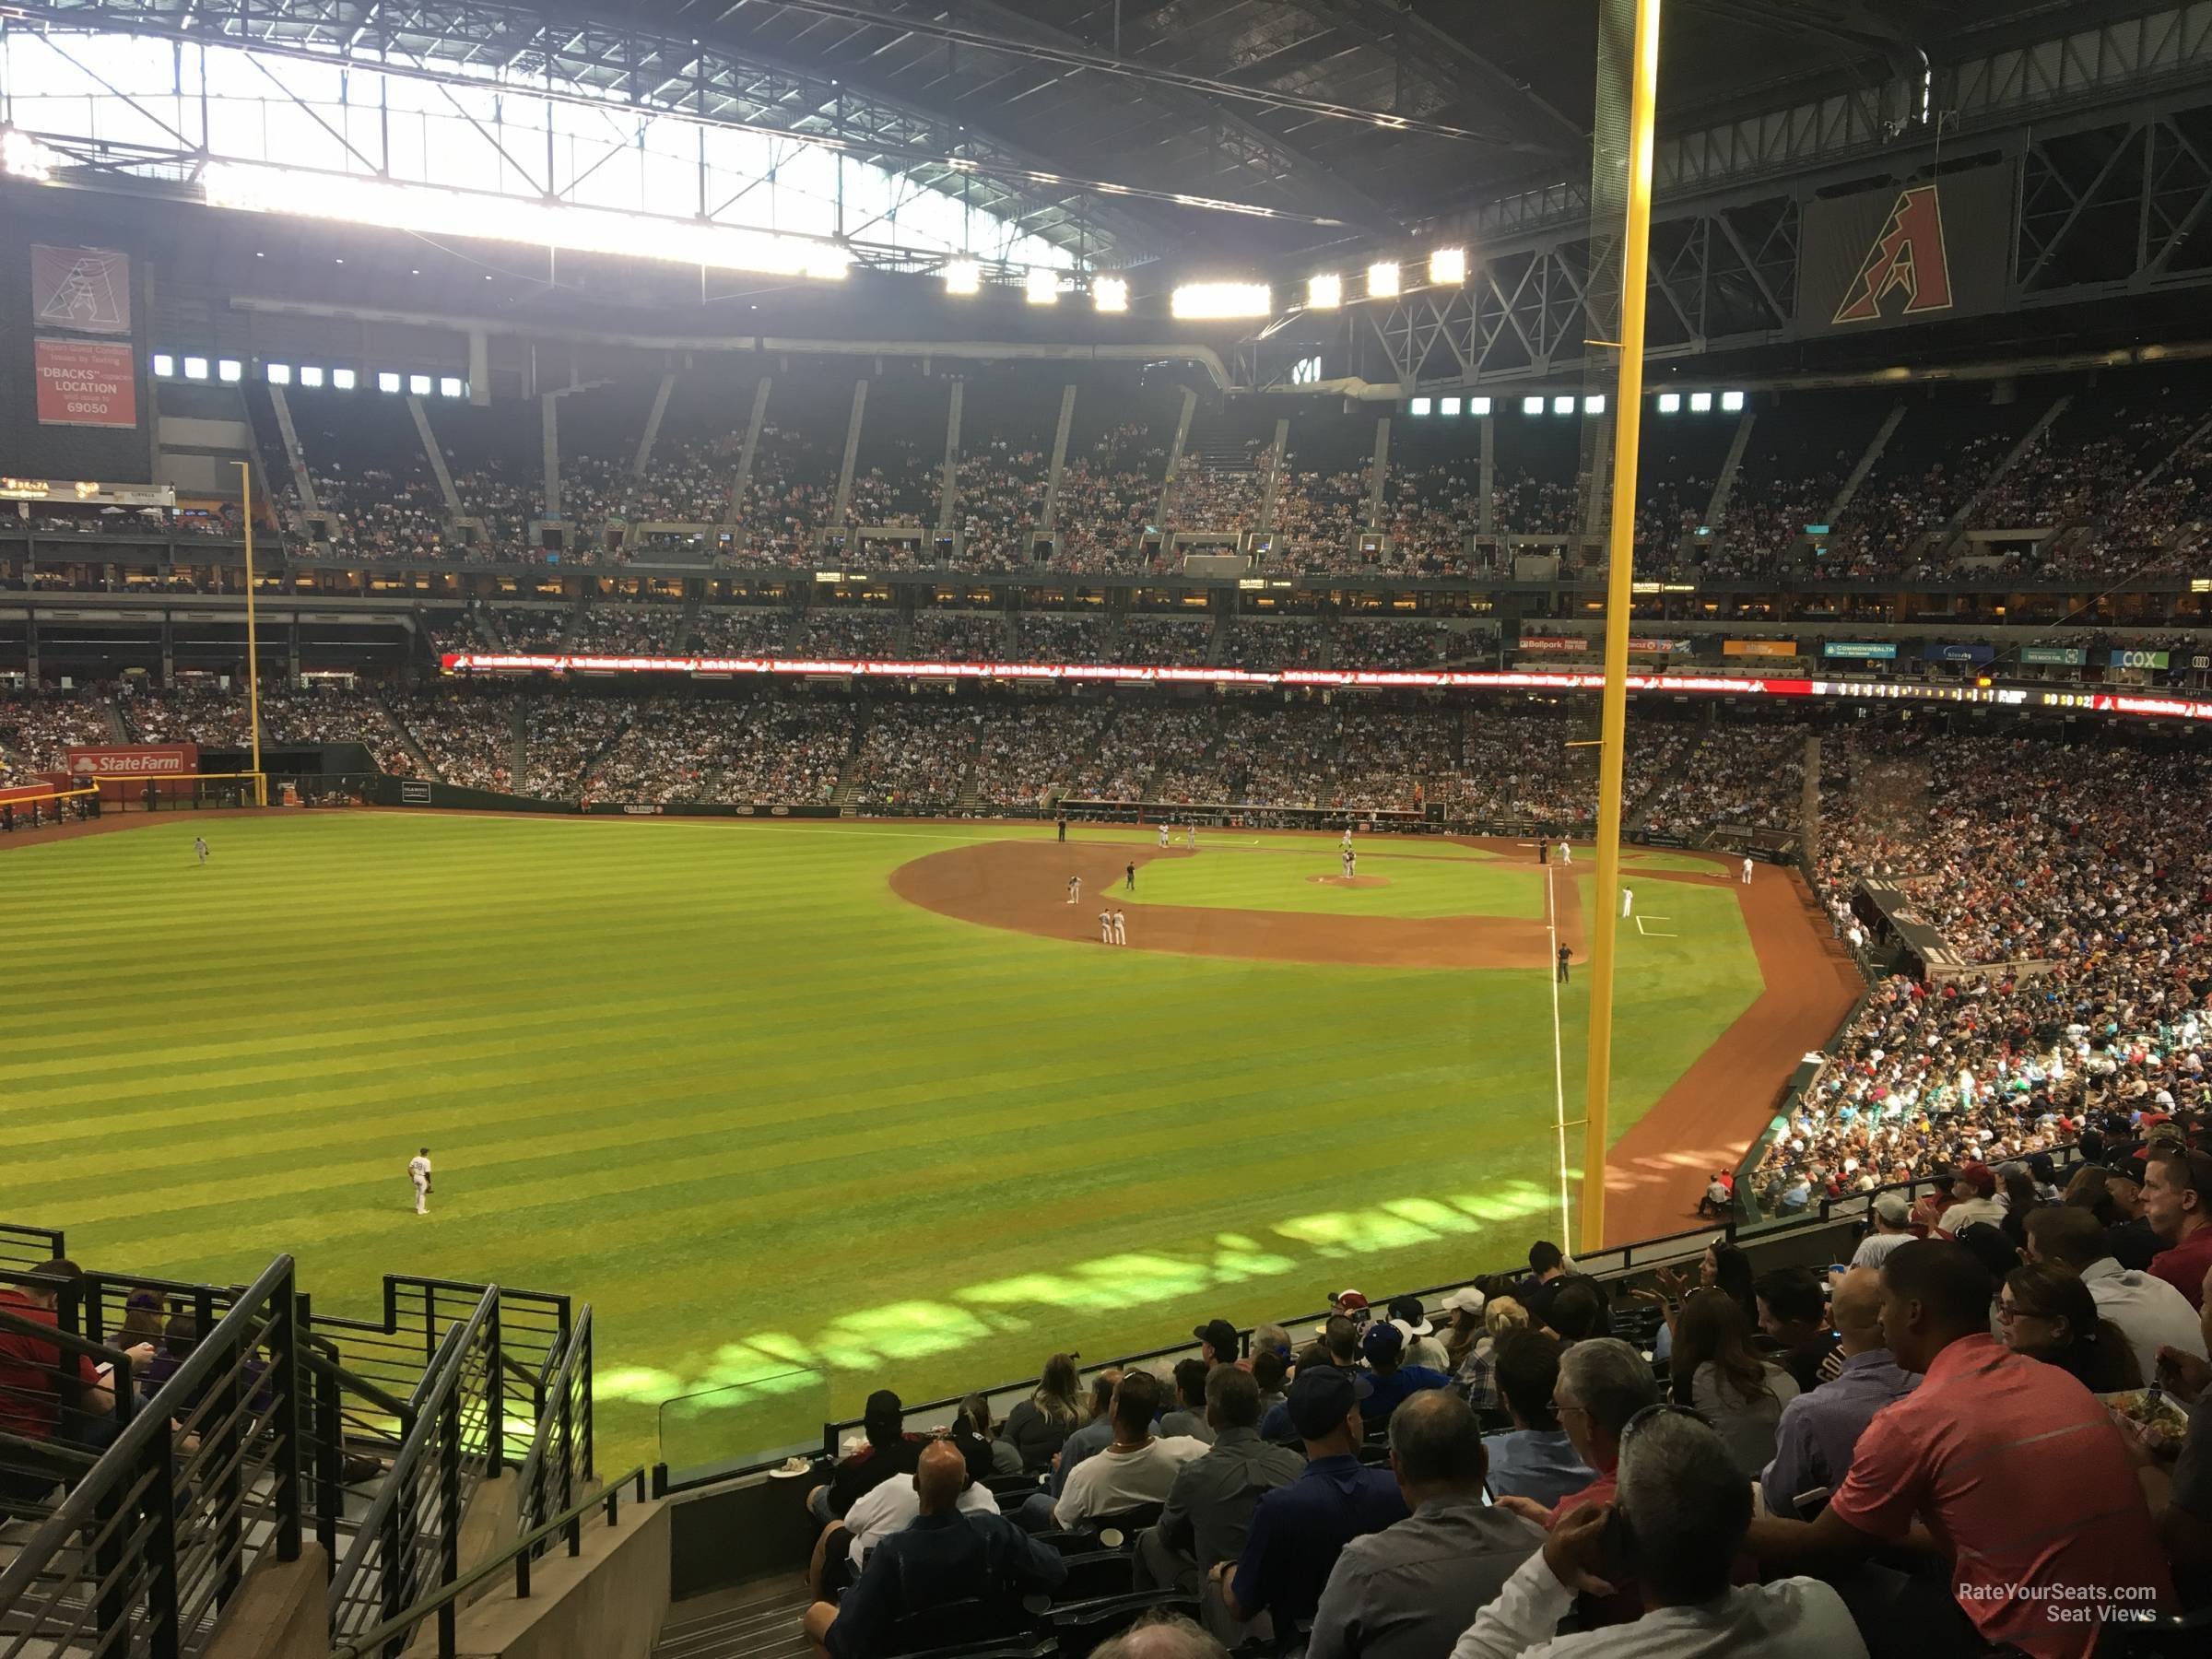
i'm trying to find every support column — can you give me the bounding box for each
[1041,384,1077,535]
[631,371,677,478]
[288,618,301,686]
[937,381,965,536]
[1257,418,1290,533]
[1477,415,1497,537]
[832,380,869,523]
[25,610,38,682]
[1366,417,1391,526]
[1156,387,1198,527]
[160,615,174,688]
[729,378,773,523]
[1800,734,1821,868]
[540,394,561,522]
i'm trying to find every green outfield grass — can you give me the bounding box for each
[0,814,1763,1472]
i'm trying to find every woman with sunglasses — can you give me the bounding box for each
[1998,1263,2142,1394]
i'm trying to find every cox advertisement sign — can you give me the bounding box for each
[2109,649,2171,670]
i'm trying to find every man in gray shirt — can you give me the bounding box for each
[1159,1359,1218,1445]
[1308,1390,1545,1659]
[1135,1366,1304,1595]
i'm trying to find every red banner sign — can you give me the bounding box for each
[66,744,197,801]
[31,244,132,335]
[35,339,138,429]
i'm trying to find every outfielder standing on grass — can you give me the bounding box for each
[408,1147,433,1216]
[194,835,208,865]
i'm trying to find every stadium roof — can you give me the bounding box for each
[16,0,2117,270]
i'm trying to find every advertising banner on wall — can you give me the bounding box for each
[2019,646,2088,666]
[1822,641,1897,660]
[1924,643,1996,665]
[2109,648,2171,669]
[1724,640,1800,657]
[31,244,132,335]
[1799,163,2014,335]
[34,339,137,428]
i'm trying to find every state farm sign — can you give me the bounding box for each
[67,745,197,776]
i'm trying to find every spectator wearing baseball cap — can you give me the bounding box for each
[1320,1288,1371,1334]
[810,1390,927,1525]
[1850,1190,1920,1271]
[1437,1286,1488,1378]
[1359,1322,1451,1425]
[1210,1367,1406,1635]
[1193,1318,1241,1367]
[1937,1161,2006,1235]
[1386,1297,1451,1372]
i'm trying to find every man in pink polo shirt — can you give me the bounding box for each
[1747,1240,2171,1658]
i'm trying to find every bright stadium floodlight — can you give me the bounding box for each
[1025,267,1060,305]
[151,353,175,378]
[332,368,356,390]
[1170,281,1271,320]
[1,127,58,182]
[1409,397,1433,417]
[1441,396,1463,416]
[1552,394,1575,415]
[183,356,209,381]
[217,359,242,383]
[1689,391,1713,412]
[201,162,853,281]
[1722,389,1746,411]
[1430,247,1467,286]
[377,371,402,394]
[408,373,432,395]
[944,258,982,296]
[1470,396,1491,416]
[299,365,324,388]
[1367,260,1401,299]
[1308,272,1343,310]
[1092,275,1129,313]
[1522,394,1545,416]
[1584,394,1606,415]
[265,363,291,385]
[439,377,465,398]
[1657,392,1681,413]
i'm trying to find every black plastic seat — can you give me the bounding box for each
[881,1597,1038,1658]
[1049,1590,1201,1657]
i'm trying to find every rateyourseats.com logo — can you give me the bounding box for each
[1955,1583,2161,1625]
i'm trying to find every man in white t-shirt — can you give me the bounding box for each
[407,1147,433,1216]
[1850,1192,1919,1272]
[1054,1371,1206,1527]
[840,1465,1000,1576]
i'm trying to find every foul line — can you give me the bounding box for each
[1634,914,1677,937]
[1544,865,1572,1245]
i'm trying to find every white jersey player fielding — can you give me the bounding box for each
[1741,856,1754,885]
[1621,887,1634,919]
[408,1147,433,1216]
[1112,910,1127,946]
[1559,840,1571,865]
[1066,875,1080,905]
[194,836,209,865]
[1098,909,1113,945]
[1159,824,1170,849]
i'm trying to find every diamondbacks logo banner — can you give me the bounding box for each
[31,243,133,335]
[1798,163,2012,334]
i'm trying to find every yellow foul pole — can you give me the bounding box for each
[1580,0,1664,1254]
[238,462,265,803]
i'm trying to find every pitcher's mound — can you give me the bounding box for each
[1308,874,1393,888]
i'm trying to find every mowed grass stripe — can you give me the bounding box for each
[0,815,1761,1465]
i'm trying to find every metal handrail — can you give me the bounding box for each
[329,1467,648,1659]
[0,1253,299,1612]
[325,1283,501,1649]
[514,1306,592,1540]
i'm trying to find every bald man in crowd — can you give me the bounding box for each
[803,1440,1066,1659]
[1759,1266,1915,1519]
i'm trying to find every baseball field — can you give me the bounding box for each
[0,810,1853,1468]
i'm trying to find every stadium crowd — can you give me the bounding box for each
[794,1152,2212,1659]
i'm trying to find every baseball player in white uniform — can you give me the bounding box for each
[408,1147,433,1215]
[1112,910,1127,947]
[194,836,209,865]
[1741,855,1754,885]
[1159,823,1170,850]
[1187,824,1197,848]
[1559,839,1571,865]
[1341,826,1354,853]
[1341,848,1354,880]
[1098,909,1113,945]
[1067,875,1080,905]
[1621,886,1634,919]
